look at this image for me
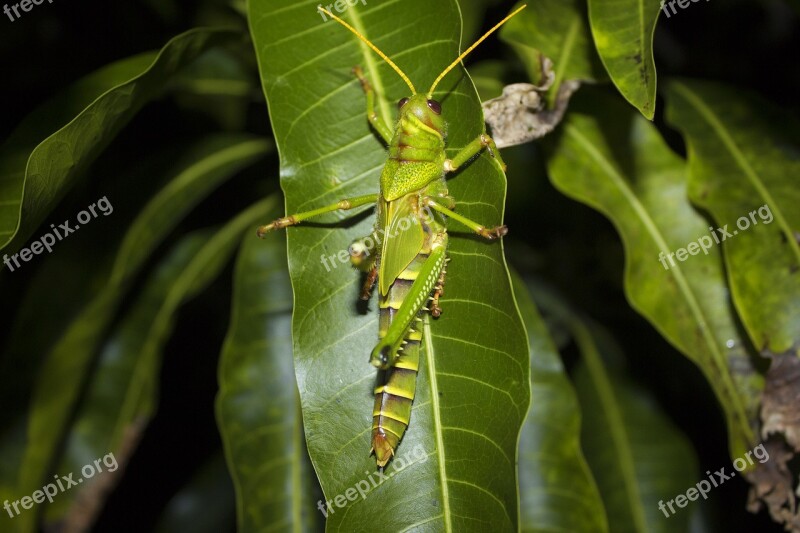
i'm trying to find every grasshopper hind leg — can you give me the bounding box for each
[430,257,450,318]
[370,241,447,466]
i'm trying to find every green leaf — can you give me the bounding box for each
[0,27,238,254]
[216,218,322,532]
[544,89,761,459]
[665,80,800,356]
[511,274,608,533]
[501,0,605,102]
[571,321,697,532]
[587,0,661,119]
[11,136,270,532]
[45,193,278,527]
[249,0,530,530]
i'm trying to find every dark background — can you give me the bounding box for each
[1,0,797,531]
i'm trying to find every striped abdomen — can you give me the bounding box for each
[371,252,429,467]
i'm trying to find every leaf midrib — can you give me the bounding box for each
[423,317,453,532]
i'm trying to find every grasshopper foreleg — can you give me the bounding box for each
[257,194,378,236]
[349,233,379,271]
[422,197,508,240]
[353,66,393,144]
[348,233,379,300]
[360,266,378,301]
[443,132,507,173]
[370,243,447,369]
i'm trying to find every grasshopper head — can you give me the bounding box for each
[396,93,444,132]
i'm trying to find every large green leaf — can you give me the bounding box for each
[501,0,605,103]
[0,28,238,254]
[44,195,278,528]
[10,136,270,533]
[216,219,322,532]
[511,274,608,533]
[587,0,661,119]
[544,89,761,458]
[665,80,800,357]
[249,1,530,530]
[571,322,697,532]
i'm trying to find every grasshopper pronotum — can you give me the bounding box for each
[258,4,526,467]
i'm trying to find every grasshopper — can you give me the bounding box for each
[258,4,526,467]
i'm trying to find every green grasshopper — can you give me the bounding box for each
[258,4,526,467]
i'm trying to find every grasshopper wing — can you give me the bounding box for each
[378,195,425,296]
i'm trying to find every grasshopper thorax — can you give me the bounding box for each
[381,93,447,200]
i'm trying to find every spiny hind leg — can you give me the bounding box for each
[257,194,378,236]
[430,257,450,318]
[443,132,507,173]
[422,197,508,240]
[353,66,392,144]
[370,243,448,369]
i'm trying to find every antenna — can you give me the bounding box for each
[318,7,417,94]
[428,4,527,97]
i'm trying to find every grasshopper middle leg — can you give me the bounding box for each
[257,194,379,236]
[422,197,508,240]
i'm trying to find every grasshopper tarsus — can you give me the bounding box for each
[256,224,275,238]
[479,225,508,240]
[256,216,296,237]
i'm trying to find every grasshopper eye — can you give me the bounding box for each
[397,97,409,109]
[427,99,442,114]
